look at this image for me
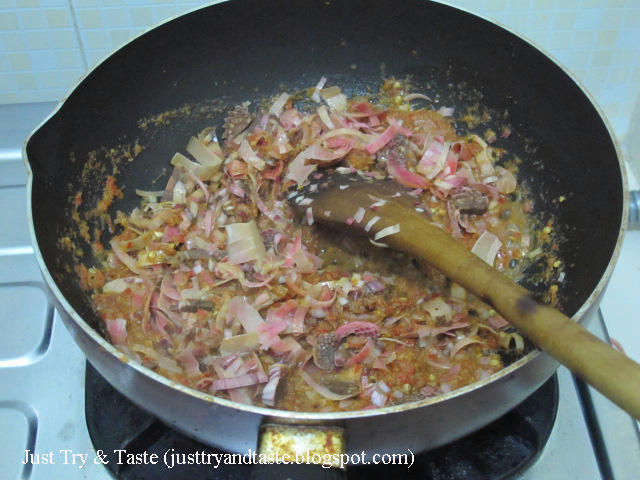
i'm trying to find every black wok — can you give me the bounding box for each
[25,0,626,464]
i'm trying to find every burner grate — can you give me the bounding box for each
[85,362,557,480]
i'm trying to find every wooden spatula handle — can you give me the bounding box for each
[292,174,639,419]
[380,201,640,420]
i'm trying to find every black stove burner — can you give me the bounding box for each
[85,362,558,480]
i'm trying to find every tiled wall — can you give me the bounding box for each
[1,0,639,139]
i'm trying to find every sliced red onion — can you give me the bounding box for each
[317,105,335,130]
[286,151,317,185]
[364,216,380,232]
[423,297,453,322]
[471,231,502,266]
[370,389,388,407]
[429,321,469,337]
[404,93,433,102]
[103,278,130,294]
[109,239,149,276]
[436,106,455,117]
[387,160,427,189]
[106,318,127,345]
[374,224,400,241]
[209,372,267,392]
[268,92,290,118]
[344,338,374,367]
[177,350,201,377]
[335,321,380,342]
[186,136,223,167]
[300,363,359,401]
[364,123,399,154]
[280,108,303,130]
[227,296,265,332]
[365,279,385,293]
[421,385,440,397]
[469,182,499,200]
[487,316,510,330]
[450,337,485,358]
[261,365,284,406]
[311,76,327,103]
[238,139,265,171]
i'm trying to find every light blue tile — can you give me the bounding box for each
[505,12,531,32]
[2,31,26,50]
[0,11,20,30]
[615,28,640,48]
[71,0,102,7]
[553,49,572,65]
[38,0,71,6]
[624,9,640,28]
[611,48,636,65]
[574,8,601,29]
[85,49,107,67]
[572,30,595,49]
[529,10,553,31]
[151,5,179,23]
[505,0,532,12]
[109,27,137,47]
[101,7,131,28]
[600,85,628,103]
[24,31,49,49]
[81,29,110,49]
[18,9,46,29]
[55,49,84,69]
[0,73,17,91]
[29,50,58,70]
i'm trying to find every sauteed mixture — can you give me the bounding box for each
[77,80,559,411]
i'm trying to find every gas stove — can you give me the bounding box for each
[1,102,639,480]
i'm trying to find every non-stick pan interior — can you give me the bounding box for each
[27,0,623,331]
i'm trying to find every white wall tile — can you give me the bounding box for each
[14,71,36,89]
[129,7,152,26]
[600,8,623,29]
[553,11,576,29]
[0,73,16,90]
[572,30,595,48]
[19,9,46,29]
[0,0,638,140]
[29,49,57,70]
[624,9,640,28]
[24,30,48,49]
[44,8,72,28]
[597,29,618,47]
[444,0,640,138]
[574,8,600,29]
[77,9,103,28]
[101,8,131,28]
[0,11,20,30]
[50,29,77,48]
[16,0,40,7]
[2,30,26,50]
[548,29,572,48]
[0,0,85,104]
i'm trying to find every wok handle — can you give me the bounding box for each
[249,424,347,480]
[385,204,640,420]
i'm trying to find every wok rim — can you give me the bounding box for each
[23,0,629,422]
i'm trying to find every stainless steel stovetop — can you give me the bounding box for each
[1,103,639,480]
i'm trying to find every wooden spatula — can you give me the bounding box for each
[288,170,640,419]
